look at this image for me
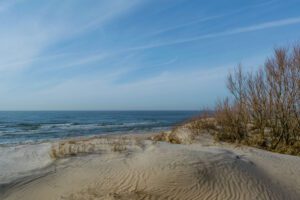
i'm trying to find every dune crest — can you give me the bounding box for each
[1,133,300,200]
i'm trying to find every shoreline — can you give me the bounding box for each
[1,129,300,200]
[0,129,167,147]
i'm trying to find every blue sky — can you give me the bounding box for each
[0,0,300,110]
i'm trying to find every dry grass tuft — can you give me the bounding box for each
[49,136,149,159]
[111,141,127,152]
[150,127,195,145]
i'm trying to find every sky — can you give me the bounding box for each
[0,0,300,111]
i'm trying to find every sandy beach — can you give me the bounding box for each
[1,0,300,199]
[0,130,299,200]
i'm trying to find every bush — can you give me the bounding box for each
[214,44,300,155]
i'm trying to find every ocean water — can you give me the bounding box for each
[0,111,199,145]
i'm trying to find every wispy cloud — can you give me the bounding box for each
[145,15,223,37]
[0,0,142,72]
[128,16,300,51]
[0,0,299,110]
[52,53,109,69]
[64,0,143,38]
[143,0,278,38]
[22,64,229,110]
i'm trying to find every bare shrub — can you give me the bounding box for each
[214,66,249,143]
[214,44,300,155]
[148,45,300,155]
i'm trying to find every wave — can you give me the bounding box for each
[17,123,41,130]
[0,121,171,145]
[1,121,166,130]
[39,121,164,130]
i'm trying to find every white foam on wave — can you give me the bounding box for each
[39,121,161,130]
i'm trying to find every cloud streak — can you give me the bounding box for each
[0,0,299,110]
[0,0,142,72]
[129,16,300,51]
[143,0,279,38]
[145,15,223,37]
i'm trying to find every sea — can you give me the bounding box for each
[0,111,199,145]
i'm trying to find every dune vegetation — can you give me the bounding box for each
[183,44,300,155]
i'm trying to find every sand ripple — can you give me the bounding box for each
[2,138,299,200]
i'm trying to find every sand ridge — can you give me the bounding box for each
[1,134,300,200]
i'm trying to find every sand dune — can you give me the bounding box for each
[0,143,53,185]
[1,133,300,200]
